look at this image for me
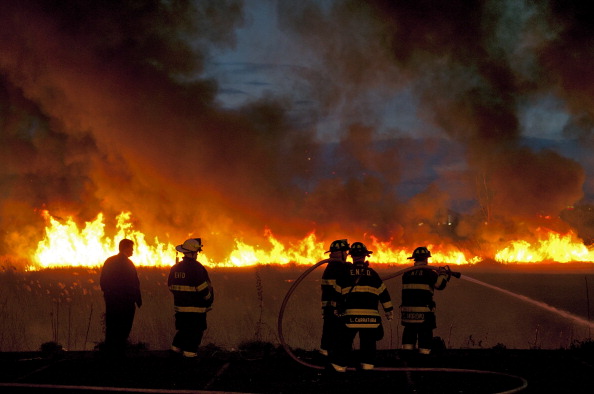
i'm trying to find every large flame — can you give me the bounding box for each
[34,211,175,270]
[26,210,594,270]
[495,228,594,263]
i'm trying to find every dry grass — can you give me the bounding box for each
[0,264,593,352]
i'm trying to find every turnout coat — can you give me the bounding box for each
[400,265,448,328]
[168,257,213,314]
[336,263,393,329]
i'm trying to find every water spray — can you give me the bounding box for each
[460,275,594,330]
[277,261,527,394]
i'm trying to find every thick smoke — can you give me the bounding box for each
[278,0,587,247]
[0,1,591,264]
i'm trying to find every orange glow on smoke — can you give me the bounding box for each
[29,211,594,270]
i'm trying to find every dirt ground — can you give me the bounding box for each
[0,344,593,393]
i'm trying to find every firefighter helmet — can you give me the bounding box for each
[350,242,373,257]
[407,246,431,260]
[176,238,203,253]
[326,239,350,253]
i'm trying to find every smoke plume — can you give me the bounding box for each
[0,1,591,263]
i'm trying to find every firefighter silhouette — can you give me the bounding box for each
[168,238,214,358]
[319,239,351,357]
[330,242,393,371]
[401,246,450,355]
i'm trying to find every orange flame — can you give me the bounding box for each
[28,210,594,270]
[34,211,176,270]
[495,229,594,263]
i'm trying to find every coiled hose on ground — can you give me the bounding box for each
[277,261,528,394]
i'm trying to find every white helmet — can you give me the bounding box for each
[176,238,203,253]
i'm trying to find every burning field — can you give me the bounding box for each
[3,1,594,369]
[3,1,594,272]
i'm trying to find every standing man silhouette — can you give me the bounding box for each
[100,238,142,356]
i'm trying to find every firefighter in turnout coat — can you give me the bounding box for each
[401,246,450,355]
[331,242,393,372]
[168,238,213,358]
[319,239,351,356]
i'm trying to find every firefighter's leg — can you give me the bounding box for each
[180,313,206,357]
[359,329,377,369]
[182,329,203,358]
[330,327,354,372]
[320,314,340,355]
[172,312,188,352]
[417,326,433,354]
[401,325,417,350]
[418,314,437,354]
[171,329,185,353]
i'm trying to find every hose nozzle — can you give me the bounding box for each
[440,265,462,279]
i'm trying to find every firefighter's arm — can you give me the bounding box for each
[206,283,214,306]
[438,266,451,280]
[332,285,345,316]
[379,283,394,320]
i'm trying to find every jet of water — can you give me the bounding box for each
[461,275,594,330]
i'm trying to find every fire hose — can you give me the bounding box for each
[277,261,528,394]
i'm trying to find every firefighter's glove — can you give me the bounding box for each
[385,311,394,321]
[438,266,452,281]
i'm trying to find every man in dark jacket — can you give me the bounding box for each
[100,238,142,356]
[319,239,351,357]
[331,242,393,372]
[168,238,213,358]
[401,246,450,355]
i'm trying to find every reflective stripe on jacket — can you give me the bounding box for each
[336,264,393,328]
[400,265,447,324]
[168,257,213,313]
[321,258,350,314]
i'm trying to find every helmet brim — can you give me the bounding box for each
[176,245,201,253]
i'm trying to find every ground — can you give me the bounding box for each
[0,343,593,393]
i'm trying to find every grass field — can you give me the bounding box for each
[1,263,593,352]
